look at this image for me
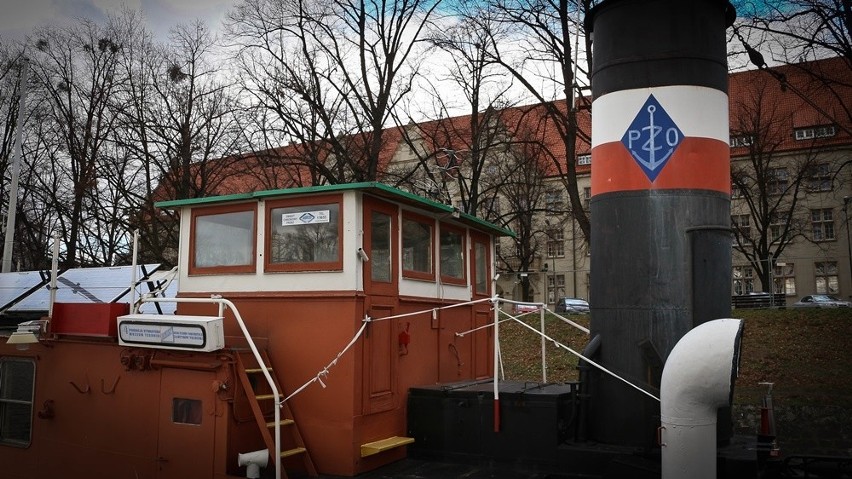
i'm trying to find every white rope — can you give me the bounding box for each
[549,311,591,335]
[282,297,496,401]
[368,296,494,323]
[455,317,512,337]
[283,316,372,403]
[506,315,660,402]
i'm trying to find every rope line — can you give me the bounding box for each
[283,316,371,403]
[506,315,660,402]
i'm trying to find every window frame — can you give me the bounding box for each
[401,211,436,282]
[810,208,835,242]
[188,202,258,276]
[0,357,35,447]
[439,222,467,286]
[814,261,839,294]
[264,194,344,273]
[471,232,491,297]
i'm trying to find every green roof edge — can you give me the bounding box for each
[155,181,515,237]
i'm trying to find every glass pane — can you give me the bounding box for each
[0,360,34,401]
[440,229,464,280]
[194,210,254,267]
[475,242,487,294]
[371,211,392,282]
[0,403,31,443]
[172,398,202,425]
[402,219,432,274]
[269,203,339,264]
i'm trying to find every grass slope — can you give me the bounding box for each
[498,308,852,407]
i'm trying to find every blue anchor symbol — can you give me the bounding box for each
[621,95,684,181]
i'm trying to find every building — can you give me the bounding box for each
[168,57,852,309]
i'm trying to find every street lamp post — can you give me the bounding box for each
[844,196,852,299]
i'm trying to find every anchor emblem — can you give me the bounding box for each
[620,95,683,182]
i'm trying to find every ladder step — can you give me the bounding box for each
[244,367,273,374]
[360,436,415,457]
[255,394,277,401]
[280,447,306,458]
[266,418,294,428]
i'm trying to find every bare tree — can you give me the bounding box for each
[227,0,441,184]
[485,0,593,242]
[730,76,821,292]
[495,128,554,301]
[28,19,126,268]
[114,18,243,265]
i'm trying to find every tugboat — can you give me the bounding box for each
[0,182,510,479]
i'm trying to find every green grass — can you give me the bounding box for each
[498,308,852,407]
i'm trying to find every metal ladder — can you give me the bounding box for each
[235,350,316,478]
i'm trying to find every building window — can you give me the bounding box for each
[770,211,790,242]
[190,204,256,275]
[731,183,743,198]
[583,187,591,211]
[546,227,565,258]
[815,261,839,294]
[547,274,566,304]
[767,167,788,195]
[731,214,751,242]
[480,196,501,221]
[807,163,832,192]
[544,189,564,215]
[733,265,754,295]
[811,208,835,241]
[0,357,35,447]
[730,134,754,148]
[439,224,466,284]
[402,213,434,280]
[794,125,837,141]
[773,263,795,296]
[266,195,343,272]
[577,154,591,166]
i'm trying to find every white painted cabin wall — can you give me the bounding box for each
[177,191,484,303]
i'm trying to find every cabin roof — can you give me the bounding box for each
[156,181,515,238]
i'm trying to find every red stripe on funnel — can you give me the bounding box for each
[591,137,730,195]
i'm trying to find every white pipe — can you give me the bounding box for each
[660,318,743,479]
[2,57,29,273]
[48,232,59,318]
[238,448,269,479]
[129,230,139,309]
[539,307,547,383]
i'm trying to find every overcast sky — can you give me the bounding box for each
[0,0,235,41]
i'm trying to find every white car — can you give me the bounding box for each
[791,294,852,308]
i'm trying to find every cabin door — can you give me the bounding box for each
[157,368,216,479]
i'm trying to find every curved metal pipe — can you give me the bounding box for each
[660,318,743,479]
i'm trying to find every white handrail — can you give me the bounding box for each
[139,296,283,479]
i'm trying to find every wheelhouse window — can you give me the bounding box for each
[440,224,466,284]
[266,195,342,272]
[472,233,490,296]
[190,204,256,275]
[402,213,434,280]
[371,210,392,282]
[0,358,35,447]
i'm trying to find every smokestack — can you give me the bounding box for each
[586,0,736,447]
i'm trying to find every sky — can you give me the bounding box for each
[0,0,235,41]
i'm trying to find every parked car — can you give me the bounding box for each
[513,302,542,314]
[555,297,590,314]
[791,294,852,308]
